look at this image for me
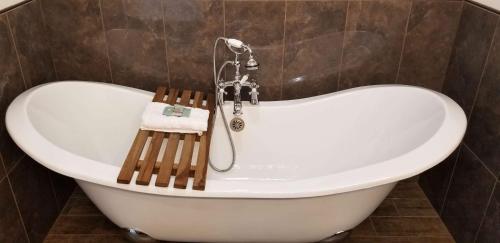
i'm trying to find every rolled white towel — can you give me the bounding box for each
[140,102,209,135]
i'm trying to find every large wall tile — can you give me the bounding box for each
[398,1,462,91]
[101,0,168,91]
[9,157,59,243]
[441,145,496,243]
[476,182,500,243]
[419,148,459,213]
[0,15,26,172]
[282,1,346,100]
[339,0,411,89]
[442,2,498,116]
[42,0,111,82]
[225,0,285,100]
[465,22,500,178]
[164,0,223,92]
[0,179,29,243]
[7,0,55,87]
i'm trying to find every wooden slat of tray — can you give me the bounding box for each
[154,89,192,187]
[136,88,176,185]
[117,87,166,184]
[174,91,204,189]
[137,160,196,176]
[193,94,215,190]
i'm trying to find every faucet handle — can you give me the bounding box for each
[249,82,259,105]
[240,74,249,83]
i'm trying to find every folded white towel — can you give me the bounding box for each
[140,102,209,135]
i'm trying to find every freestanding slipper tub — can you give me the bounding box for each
[6,81,466,242]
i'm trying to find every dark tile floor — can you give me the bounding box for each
[44,177,455,243]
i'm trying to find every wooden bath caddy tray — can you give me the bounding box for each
[117,87,215,191]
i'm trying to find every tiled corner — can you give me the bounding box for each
[339,0,411,89]
[7,0,56,87]
[9,157,59,243]
[164,0,224,92]
[0,14,26,173]
[282,1,346,100]
[419,148,460,213]
[465,21,500,178]
[475,182,499,242]
[397,1,462,91]
[441,145,497,243]
[41,0,111,82]
[101,0,169,91]
[0,178,29,243]
[48,171,76,212]
[442,2,499,116]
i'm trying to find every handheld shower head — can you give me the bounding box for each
[226,38,244,49]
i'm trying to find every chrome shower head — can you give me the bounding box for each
[245,54,259,71]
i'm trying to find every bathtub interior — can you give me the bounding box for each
[25,82,446,182]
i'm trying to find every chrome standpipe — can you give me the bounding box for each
[216,38,260,116]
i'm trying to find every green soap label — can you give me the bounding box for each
[163,105,191,117]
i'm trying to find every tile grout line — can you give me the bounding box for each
[5,154,26,176]
[337,0,349,91]
[463,143,498,179]
[38,0,59,81]
[440,0,465,92]
[223,0,226,37]
[394,0,413,84]
[473,182,497,243]
[6,14,28,90]
[1,154,30,242]
[160,0,171,89]
[439,144,462,215]
[279,0,287,100]
[97,0,114,84]
[47,170,61,211]
[367,217,379,236]
[467,16,499,122]
[0,153,7,185]
[391,199,401,216]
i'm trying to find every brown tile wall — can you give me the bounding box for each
[0,1,75,243]
[418,1,500,243]
[37,0,463,100]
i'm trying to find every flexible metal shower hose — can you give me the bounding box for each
[208,37,237,172]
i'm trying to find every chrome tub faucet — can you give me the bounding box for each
[214,37,260,116]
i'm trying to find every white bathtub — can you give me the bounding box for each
[6,81,466,242]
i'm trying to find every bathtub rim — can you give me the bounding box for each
[5,81,467,199]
